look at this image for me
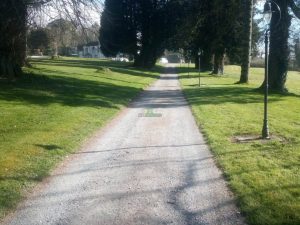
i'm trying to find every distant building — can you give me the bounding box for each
[78,42,105,58]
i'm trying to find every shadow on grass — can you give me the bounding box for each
[0,174,44,182]
[0,72,142,108]
[35,144,62,151]
[177,70,224,80]
[176,66,197,74]
[183,86,284,105]
[31,58,161,79]
[32,58,126,70]
[177,66,300,98]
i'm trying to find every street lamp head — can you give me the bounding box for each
[263,0,272,25]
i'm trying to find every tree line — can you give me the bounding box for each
[99,0,172,68]
[28,19,100,56]
[0,0,299,92]
[99,0,300,92]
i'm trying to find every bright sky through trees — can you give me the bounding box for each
[30,0,104,27]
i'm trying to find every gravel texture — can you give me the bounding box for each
[2,66,246,225]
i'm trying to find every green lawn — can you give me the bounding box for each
[0,57,160,219]
[179,65,300,225]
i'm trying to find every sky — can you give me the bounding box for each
[31,0,103,28]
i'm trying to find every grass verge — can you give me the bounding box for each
[0,57,160,219]
[179,65,300,225]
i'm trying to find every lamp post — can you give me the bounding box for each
[262,0,273,139]
[198,50,201,87]
[188,59,190,77]
[187,50,191,77]
[262,0,272,139]
[261,0,281,139]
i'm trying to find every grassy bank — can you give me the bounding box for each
[0,58,160,219]
[179,65,300,225]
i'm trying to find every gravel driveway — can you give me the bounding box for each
[2,66,246,225]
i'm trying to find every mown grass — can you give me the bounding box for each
[0,57,160,219]
[178,65,300,225]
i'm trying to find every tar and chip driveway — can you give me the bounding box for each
[3,66,246,225]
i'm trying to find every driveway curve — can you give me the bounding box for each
[2,66,246,225]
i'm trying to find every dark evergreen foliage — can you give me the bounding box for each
[99,0,137,57]
[0,0,27,79]
[99,0,174,68]
[262,0,300,92]
[169,0,242,74]
[238,0,254,83]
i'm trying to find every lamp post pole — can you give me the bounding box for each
[198,51,201,87]
[261,0,277,139]
[188,59,190,77]
[187,50,191,78]
[262,28,270,139]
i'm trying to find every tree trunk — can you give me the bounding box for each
[0,0,27,79]
[212,50,225,75]
[295,39,300,68]
[239,0,253,83]
[0,56,23,80]
[134,46,157,69]
[264,0,291,92]
[133,2,157,69]
[194,54,199,69]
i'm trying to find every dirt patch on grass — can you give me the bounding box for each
[231,134,286,144]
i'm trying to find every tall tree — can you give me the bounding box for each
[192,0,214,72]
[99,0,136,57]
[165,0,209,69]
[210,0,240,75]
[100,0,170,68]
[265,0,300,92]
[134,0,169,68]
[295,38,300,68]
[0,0,27,79]
[239,0,254,83]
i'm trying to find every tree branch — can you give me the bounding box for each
[288,0,300,19]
